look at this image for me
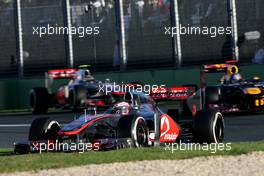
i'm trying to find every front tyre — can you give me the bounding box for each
[28,117,61,141]
[131,117,149,147]
[193,110,224,143]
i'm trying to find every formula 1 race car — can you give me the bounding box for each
[15,91,224,154]
[201,61,264,112]
[29,66,123,114]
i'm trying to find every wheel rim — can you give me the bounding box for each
[132,117,148,147]
[136,123,147,145]
[214,114,224,143]
[45,121,60,140]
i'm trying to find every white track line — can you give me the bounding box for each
[0,124,30,127]
[0,124,66,127]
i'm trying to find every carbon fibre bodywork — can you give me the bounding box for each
[15,91,225,154]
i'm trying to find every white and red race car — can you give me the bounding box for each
[29,67,123,114]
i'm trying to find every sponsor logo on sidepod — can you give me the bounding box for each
[160,115,178,141]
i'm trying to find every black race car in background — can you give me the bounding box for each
[30,67,123,114]
[15,91,224,154]
[201,61,264,112]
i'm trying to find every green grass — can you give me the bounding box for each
[0,141,264,173]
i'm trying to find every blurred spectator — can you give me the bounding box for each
[10,55,16,67]
[252,48,264,64]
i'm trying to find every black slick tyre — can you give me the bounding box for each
[28,117,61,141]
[30,88,50,114]
[193,110,224,143]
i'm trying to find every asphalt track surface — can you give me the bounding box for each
[0,110,263,148]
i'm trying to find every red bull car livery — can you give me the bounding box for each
[201,61,264,112]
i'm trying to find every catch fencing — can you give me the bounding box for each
[0,0,263,78]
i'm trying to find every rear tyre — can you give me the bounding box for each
[69,86,87,111]
[28,117,61,141]
[30,88,50,114]
[131,117,149,147]
[205,86,221,105]
[193,110,224,143]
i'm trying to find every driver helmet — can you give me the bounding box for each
[114,101,131,115]
[227,65,239,76]
[83,69,94,81]
[105,78,111,83]
[230,73,242,83]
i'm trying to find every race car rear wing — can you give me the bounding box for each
[47,68,78,79]
[150,86,196,101]
[45,68,78,92]
[203,60,238,73]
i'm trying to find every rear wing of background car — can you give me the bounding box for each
[150,86,196,101]
[45,68,78,92]
[201,60,239,88]
[203,60,238,73]
[46,64,91,79]
[47,69,78,79]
